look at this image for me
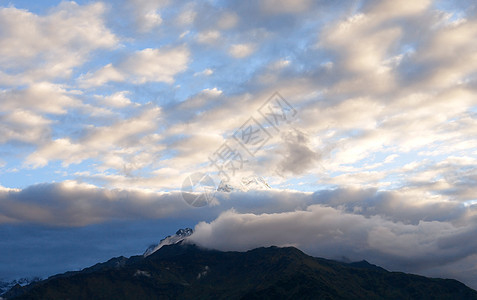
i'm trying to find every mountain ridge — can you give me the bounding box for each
[3,242,477,299]
[217,176,271,192]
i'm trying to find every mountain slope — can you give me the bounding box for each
[5,243,477,300]
[143,228,193,257]
[0,278,40,296]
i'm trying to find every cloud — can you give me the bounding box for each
[79,46,190,87]
[188,188,477,288]
[0,181,189,226]
[193,68,213,76]
[0,110,51,144]
[5,180,474,279]
[196,30,222,44]
[126,0,168,32]
[0,2,117,83]
[121,47,190,84]
[5,0,474,195]
[2,173,477,288]
[0,181,314,226]
[217,12,239,29]
[275,128,321,176]
[0,0,476,287]
[260,0,312,14]
[0,82,82,145]
[229,43,255,58]
[0,82,80,115]
[177,87,222,110]
[401,156,477,202]
[175,3,197,26]
[78,64,125,88]
[364,0,431,18]
[26,107,161,168]
[94,91,135,108]
[406,18,477,88]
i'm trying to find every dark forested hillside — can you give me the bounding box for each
[5,243,477,300]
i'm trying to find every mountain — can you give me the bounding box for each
[4,242,477,299]
[143,228,193,257]
[0,278,40,296]
[217,176,271,192]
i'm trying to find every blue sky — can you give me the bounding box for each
[1,0,477,290]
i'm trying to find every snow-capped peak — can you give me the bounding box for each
[217,176,271,192]
[143,228,193,257]
[0,277,41,295]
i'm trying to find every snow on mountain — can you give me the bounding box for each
[216,176,271,192]
[0,277,40,295]
[143,228,193,257]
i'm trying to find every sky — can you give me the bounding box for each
[1,0,477,290]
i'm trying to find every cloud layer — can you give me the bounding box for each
[189,189,477,288]
[2,182,477,288]
[0,0,475,195]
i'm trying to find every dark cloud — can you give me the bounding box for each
[0,182,314,226]
[0,182,190,226]
[276,128,321,175]
[312,188,468,224]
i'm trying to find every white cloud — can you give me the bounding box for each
[121,47,190,84]
[188,188,477,288]
[0,82,80,114]
[229,43,255,58]
[127,0,168,32]
[0,2,117,83]
[0,82,83,145]
[366,0,431,18]
[269,59,291,70]
[26,138,89,168]
[78,64,125,88]
[196,30,221,44]
[95,91,135,108]
[194,68,213,76]
[201,87,222,96]
[79,46,190,87]
[26,107,161,168]
[384,154,399,164]
[411,18,477,88]
[0,109,51,144]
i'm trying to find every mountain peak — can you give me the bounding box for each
[143,227,193,257]
[217,176,271,192]
[175,228,193,236]
[347,259,386,271]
